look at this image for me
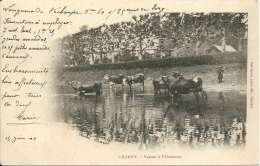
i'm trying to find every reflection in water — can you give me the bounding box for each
[218,92,225,111]
[56,89,246,149]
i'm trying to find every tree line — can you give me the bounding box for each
[59,13,248,66]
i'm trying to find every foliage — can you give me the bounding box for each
[60,13,248,66]
[64,53,246,72]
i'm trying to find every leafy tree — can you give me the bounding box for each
[60,12,248,66]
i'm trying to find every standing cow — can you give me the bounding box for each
[165,72,207,105]
[104,74,126,89]
[125,73,145,92]
[68,81,102,96]
[153,76,170,95]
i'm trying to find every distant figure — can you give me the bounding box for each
[217,66,224,83]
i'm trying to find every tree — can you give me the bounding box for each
[60,12,248,66]
[60,35,78,66]
[80,25,88,32]
[131,14,157,60]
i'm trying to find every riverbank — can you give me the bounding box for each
[58,63,247,93]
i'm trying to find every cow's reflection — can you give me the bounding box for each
[60,90,246,148]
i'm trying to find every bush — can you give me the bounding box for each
[64,53,247,72]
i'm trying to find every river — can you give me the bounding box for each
[55,85,246,149]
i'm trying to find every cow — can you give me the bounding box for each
[153,76,170,95]
[104,74,125,88]
[125,73,145,92]
[68,81,102,96]
[164,72,207,104]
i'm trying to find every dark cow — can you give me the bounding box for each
[68,81,102,96]
[125,73,145,92]
[164,73,207,104]
[104,74,125,88]
[153,76,170,95]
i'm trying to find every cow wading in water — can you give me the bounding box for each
[104,74,126,89]
[125,73,145,92]
[68,81,102,96]
[153,75,170,96]
[163,72,207,105]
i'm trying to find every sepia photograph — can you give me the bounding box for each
[55,12,248,150]
[1,0,258,164]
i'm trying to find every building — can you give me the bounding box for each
[206,44,237,55]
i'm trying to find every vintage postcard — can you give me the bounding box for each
[0,0,259,165]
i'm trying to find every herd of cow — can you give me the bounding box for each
[68,72,208,103]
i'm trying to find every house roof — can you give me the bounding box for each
[209,45,237,53]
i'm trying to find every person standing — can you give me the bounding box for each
[217,66,224,83]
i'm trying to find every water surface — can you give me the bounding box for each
[56,86,246,149]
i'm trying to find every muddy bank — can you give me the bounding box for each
[57,63,246,93]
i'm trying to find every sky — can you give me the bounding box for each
[3,0,250,39]
[45,0,168,38]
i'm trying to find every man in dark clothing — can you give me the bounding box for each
[217,66,224,83]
